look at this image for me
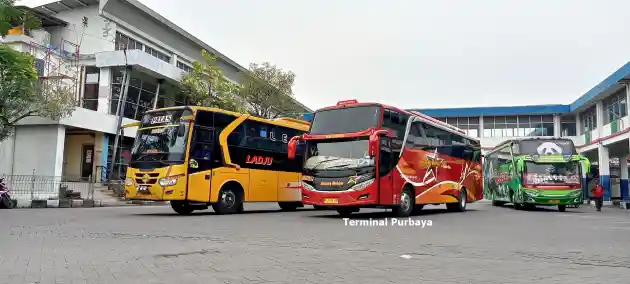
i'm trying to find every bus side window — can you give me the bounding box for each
[379,137,394,176]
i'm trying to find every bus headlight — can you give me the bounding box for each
[158,176,179,187]
[348,178,375,191]
[301,181,316,191]
[125,177,134,186]
[523,189,538,197]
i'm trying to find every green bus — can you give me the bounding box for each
[483,137,590,212]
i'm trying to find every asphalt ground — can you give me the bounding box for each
[2,202,630,283]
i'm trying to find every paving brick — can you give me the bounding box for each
[2,203,630,283]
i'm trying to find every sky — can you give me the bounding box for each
[17,0,630,111]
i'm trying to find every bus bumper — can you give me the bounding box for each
[522,189,583,205]
[301,187,378,206]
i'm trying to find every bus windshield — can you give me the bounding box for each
[130,123,189,164]
[304,137,374,171]
[130,108,192,166]
[519,139,576,155]
[309,106,381,135]
[523,161,580,185]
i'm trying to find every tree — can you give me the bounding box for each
[239,62,302,119]
[0,44,76,141]
[179,49,244,112]
[0,0,40,37]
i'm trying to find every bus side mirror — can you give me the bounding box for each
[516,159,524,172]
[288,136,299,160]
[581,157,591,174]
[369,133,380,157]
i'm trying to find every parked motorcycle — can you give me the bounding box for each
[0,178,13,209]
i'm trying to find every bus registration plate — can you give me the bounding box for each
[549,199,560,204]
[137,185,150,194]
[323,198,338,204]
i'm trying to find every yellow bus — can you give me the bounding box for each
[121,106,311,215]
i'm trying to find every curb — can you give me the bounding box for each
[9,199,170,209]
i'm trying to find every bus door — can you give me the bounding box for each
[186,126,215,202]
[378,136,395,204]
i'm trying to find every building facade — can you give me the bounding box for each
[410,63,630,203]
[0,0,311,197]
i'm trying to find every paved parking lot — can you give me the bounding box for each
[2,202,630,284]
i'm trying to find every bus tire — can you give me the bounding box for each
[558,205,566,212]
[212,185,243,215]
[171,201,194,215]
[393,187,415,217]
[447,188,467,212]
[510,191,522,210]
[279,202,301,211]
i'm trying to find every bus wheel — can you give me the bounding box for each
[393,187,415,217]
[558,205,566,212]
[212,186,242,215]
[171,201,194,215]
[278,202,301,211]
[336,207,358,217]
[447,188,467,212]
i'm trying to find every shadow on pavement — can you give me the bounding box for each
[129,207,324,217]
[309,208,479,220]
[493,203,586,213]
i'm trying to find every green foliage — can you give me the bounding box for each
[0,44,76,141]
[0,0,41,36]
[179,49,245,112]
[239,62,301,118]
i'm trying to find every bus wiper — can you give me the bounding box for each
[326,163,353,169]
[311,157,343,170]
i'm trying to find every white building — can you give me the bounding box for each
[411,63,630,203]
[0,0,312,192]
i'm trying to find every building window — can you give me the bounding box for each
[442,117,479,137]
[109,69,161,120]
[106,134,134,180]
[81,66,100,111]
[177,61,193,72]
[580,106,597,134]
[115,32,143,50]
[603,89,627,124]
[482,115,553,137]
[145,46,171,63]
[560,115,576,136]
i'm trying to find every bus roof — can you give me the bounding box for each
[485,136,575,156]
[316,100,480,142]
[145,106,311,131]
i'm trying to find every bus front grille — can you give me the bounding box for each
[135,173,159,184]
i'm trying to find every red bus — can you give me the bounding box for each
[287,100,483,217]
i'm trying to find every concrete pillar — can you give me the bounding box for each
[596,100,604,139]
[575,113,581,135]
[621,156,629,201]
[97,67,112,114]
[0,129,16,176]
[598,145,611,201]
[553,114,561,137]
[53,126,66,178]
[479,116,484,138]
